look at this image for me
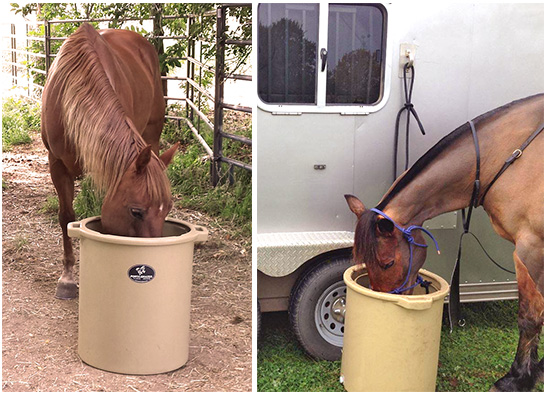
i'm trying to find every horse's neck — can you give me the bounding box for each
[92,33,135,122]
[383,135,476,226]
[381,94,544,228]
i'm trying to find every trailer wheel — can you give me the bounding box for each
[289,255,352,361]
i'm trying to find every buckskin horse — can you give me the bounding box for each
[41,23,178,300]
[345,93,543,391]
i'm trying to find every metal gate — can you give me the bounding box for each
[2,4,251,185]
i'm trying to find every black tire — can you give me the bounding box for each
[289,254,353,361]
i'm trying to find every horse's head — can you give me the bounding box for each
[345,194,427,294]
[101,144,178,237]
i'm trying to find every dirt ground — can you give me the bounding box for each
[2,133,252,391]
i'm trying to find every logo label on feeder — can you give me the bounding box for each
[128,265,155,283]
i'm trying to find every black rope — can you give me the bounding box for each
[393,63,426,181]
[449,228,515,332]
[461,232,515,275]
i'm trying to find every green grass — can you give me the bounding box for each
[13,234,30,252]
[40,195,59,216]
[2,96,40,150]
[258,301,544,392]
[73,176,103,219]
[164,112,251,237]
[258,311,344,392]
[437,301,544,392]
[167,148,251,236]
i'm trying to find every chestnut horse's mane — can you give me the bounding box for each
[47,23,170,203]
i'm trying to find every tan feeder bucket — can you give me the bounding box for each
[67,216,208,375]
[340,265,449,392]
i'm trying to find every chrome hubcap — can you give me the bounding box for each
[315,281,347,346]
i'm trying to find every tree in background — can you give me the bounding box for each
[10,3,251,98]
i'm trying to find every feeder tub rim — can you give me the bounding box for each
[67,216,208,246]
[343,265,449,311]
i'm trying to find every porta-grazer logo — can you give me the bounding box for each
[128,265,155,283]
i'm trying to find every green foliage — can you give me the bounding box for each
[13,234,29,252]
[73,176,103,220]
[437,301,543,392]
[40,195,59,215]
[161,103,194,145]
[224,5,252,76]
[2,97,39,150]
[10,3,252,91]
[162,107,251,237]
[167,143,252,237]
[257,312,344,392]
[222,110,252,165]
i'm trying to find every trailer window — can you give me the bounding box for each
[258,3,320,104]
[258,3,388,112]
[326,4,384,105]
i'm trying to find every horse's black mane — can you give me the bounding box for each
[376,93,543,210]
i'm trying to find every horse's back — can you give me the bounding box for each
[98,28,160,78]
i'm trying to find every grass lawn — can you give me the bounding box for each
[257,300,544,392]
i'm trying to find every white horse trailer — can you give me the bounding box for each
[256,3,544,360]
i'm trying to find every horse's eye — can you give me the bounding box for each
[381,260,395,270]
[130,208,144,220]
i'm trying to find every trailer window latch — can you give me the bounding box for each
[320,48,328,72]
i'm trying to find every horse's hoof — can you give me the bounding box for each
[55,281,78,300]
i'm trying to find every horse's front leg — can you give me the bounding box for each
[49,155,78,299]
[491,251,544,391]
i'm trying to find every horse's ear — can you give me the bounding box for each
[376,217,395,236]
[345,194,366,217]
[136,145,152,174]
[159,142,179,167]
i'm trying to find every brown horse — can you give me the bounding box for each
[41,23,178,300]
[345,93,543,391]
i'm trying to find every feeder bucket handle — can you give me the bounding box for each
[67,221,81,238]
[395,297,433,311]
[194,225,209,243]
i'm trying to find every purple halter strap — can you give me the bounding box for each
[370,208,441,294]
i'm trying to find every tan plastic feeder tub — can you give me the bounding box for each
[68,216,208,375]
[340,265,449,392]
